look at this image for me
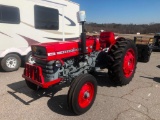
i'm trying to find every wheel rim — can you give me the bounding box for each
[123,49,135,78]
[28,55,35,64]
[78,82,94,108]
[6,57,17,68]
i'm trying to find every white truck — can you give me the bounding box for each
[0,0,81,72]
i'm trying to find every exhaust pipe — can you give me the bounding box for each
[78,11,86,54]
[81,21,86,54]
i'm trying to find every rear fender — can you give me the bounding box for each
[99,32,116,49]
[108,37,126,52]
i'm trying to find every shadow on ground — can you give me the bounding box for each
[156,65,160,69]
[7,71,115,116]
[140,76,160,83]
[7,80,67,105]
[139,65,160,83]
[92,71,117,87]
[47,95,75,116]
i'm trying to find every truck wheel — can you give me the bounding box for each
[138,48,151,63]
[108,39,137,85]
[0,54,21,72]
[25,52,35,64]
[25,80,40,91]
[142,53,151,63]
[67,74,97,115]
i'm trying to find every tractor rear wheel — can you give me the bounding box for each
[108,39,137,85]
[67,74,97,115]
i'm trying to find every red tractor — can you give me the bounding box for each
[22,11,137,115]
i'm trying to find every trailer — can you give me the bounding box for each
[0,0,81,72]
[150,33,160,51]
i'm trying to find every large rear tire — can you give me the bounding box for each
[0,54,21,72]
[67,74,97,115]
[108,39,137,85]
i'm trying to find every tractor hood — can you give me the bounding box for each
[31,39,100,61]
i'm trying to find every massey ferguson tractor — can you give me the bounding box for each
[22,11,137,115]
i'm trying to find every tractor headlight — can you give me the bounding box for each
[55,60,62,68]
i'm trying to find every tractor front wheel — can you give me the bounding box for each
[25,80,40,91]
[67,74,97,115]
[108,39,137,85]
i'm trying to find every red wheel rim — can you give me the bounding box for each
[78,82,94,108]
[123,49,135,78]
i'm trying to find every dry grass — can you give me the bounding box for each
[117,34,153,40]
[86,33,154,45]
[87,33,154,40]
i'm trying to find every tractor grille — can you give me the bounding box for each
[23,59,58,83]
[23,63,44,83]
[35,59,57,82]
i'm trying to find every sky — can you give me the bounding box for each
[72,0,160,24]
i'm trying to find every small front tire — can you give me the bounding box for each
[67,74,97,115]
[25,80,40,91]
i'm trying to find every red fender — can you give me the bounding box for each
[99,32,116,49]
